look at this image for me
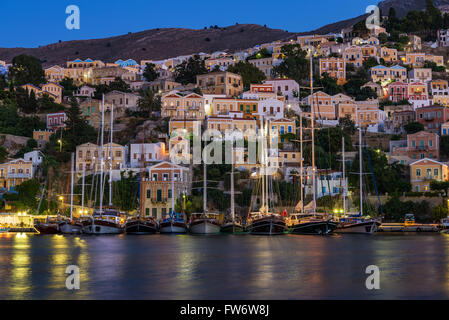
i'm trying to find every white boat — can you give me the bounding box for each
[336,217,380,234]
[441,217,449,229]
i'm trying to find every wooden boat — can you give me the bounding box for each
[83,208,124,234]
[59,219,83,234]
[335,216,380,234]
[220,217,244,233]
[159,212,187,234]
[288,213,338,235]
[35,219,59,234]
[189,213,221,234]
[248,212,286,235]
[125,216,158,234]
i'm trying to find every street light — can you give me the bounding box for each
[57,139,62,152]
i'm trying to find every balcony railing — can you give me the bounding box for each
[8,173,31,179]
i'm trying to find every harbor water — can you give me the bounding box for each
[1,233,449,299]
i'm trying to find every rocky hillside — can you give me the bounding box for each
[378,0,449,17]
[0,24,300,67]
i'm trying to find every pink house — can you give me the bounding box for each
[388,82,409,102]
[46,111,66,131]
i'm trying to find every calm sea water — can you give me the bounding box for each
[1,232,449,300]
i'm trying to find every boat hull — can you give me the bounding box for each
[336,221,380,234]
[35,223,59,234]
[220,223,244,233]
[189,219,221,234]
[59,222,83,234]
[249,217,286,235]
[289,221,338,235]
[125,220,158,234]
[83,220,124,234]
[160,221,187,234]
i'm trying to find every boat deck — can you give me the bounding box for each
[379,223,439,232]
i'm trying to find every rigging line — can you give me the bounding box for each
[364,131,383,215]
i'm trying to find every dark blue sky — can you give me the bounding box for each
[1,0,376,48]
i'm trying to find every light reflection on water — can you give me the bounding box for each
[1,233,449,299]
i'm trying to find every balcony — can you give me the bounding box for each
[151,198,168,203]
[8,173,31,179]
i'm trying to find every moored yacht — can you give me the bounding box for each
[83,208,124,234]
[335,215,380,234]
[335,130,381,235]
[220,162,244,234]
[248,211,286,235]
[189,212,221,234]
[288,212,338,235]
[160,212,187,233]
[125,216,158,234]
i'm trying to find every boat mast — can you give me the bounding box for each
[171,165,175,214]
[261,117,265,211]
[203,159,207,216]
[81,162,85,215]
[300,112,304,213]
[263,119,270,213]
[310,51,316,210]
[70,152,74,220]
[99,94,105,213]
[109,103,114,207]
[342,136,346,218]
[359,128,363,216]
[231,158,235,222]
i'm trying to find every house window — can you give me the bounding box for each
[146,189,151,198]
[416,169,421,176]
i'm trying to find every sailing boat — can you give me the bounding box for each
[159,166,187,233]
[220,161,244,233]
[335,128,380,234]
[287,70,337,235]
[248,119,286,235]
[125,144,158,234]
[59,153,83,234]
[84,98,124,234]
[189,160,221,234]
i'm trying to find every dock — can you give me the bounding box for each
[378,223,440,232]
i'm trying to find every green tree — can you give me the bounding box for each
[174,54,208,85]
[227,61,266,90]
[112,171,139,212]
[62,97,97,152]
[440,135,449,159]
[137,88,161,117]
[59,77,79,97]
[318,73,343,96]
[404,122,424,135]
[143,63,158,82]
[8,54,45,87]
[0,146,8,162]
[272,44,309,83]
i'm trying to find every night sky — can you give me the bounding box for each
[1,0,377,48]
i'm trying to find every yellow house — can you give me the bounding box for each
[45,66,65,82]
[0,159,34,190]
[319,57,346,85]
[410,158,449,192]
[196,71,243,97]
[161,91,205,120]
[344,46,363,68]
[380,47,398,62]
[426,55,444,66]
[405,53,426,67]
[303,91,336,120]
[140,161,189,219]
